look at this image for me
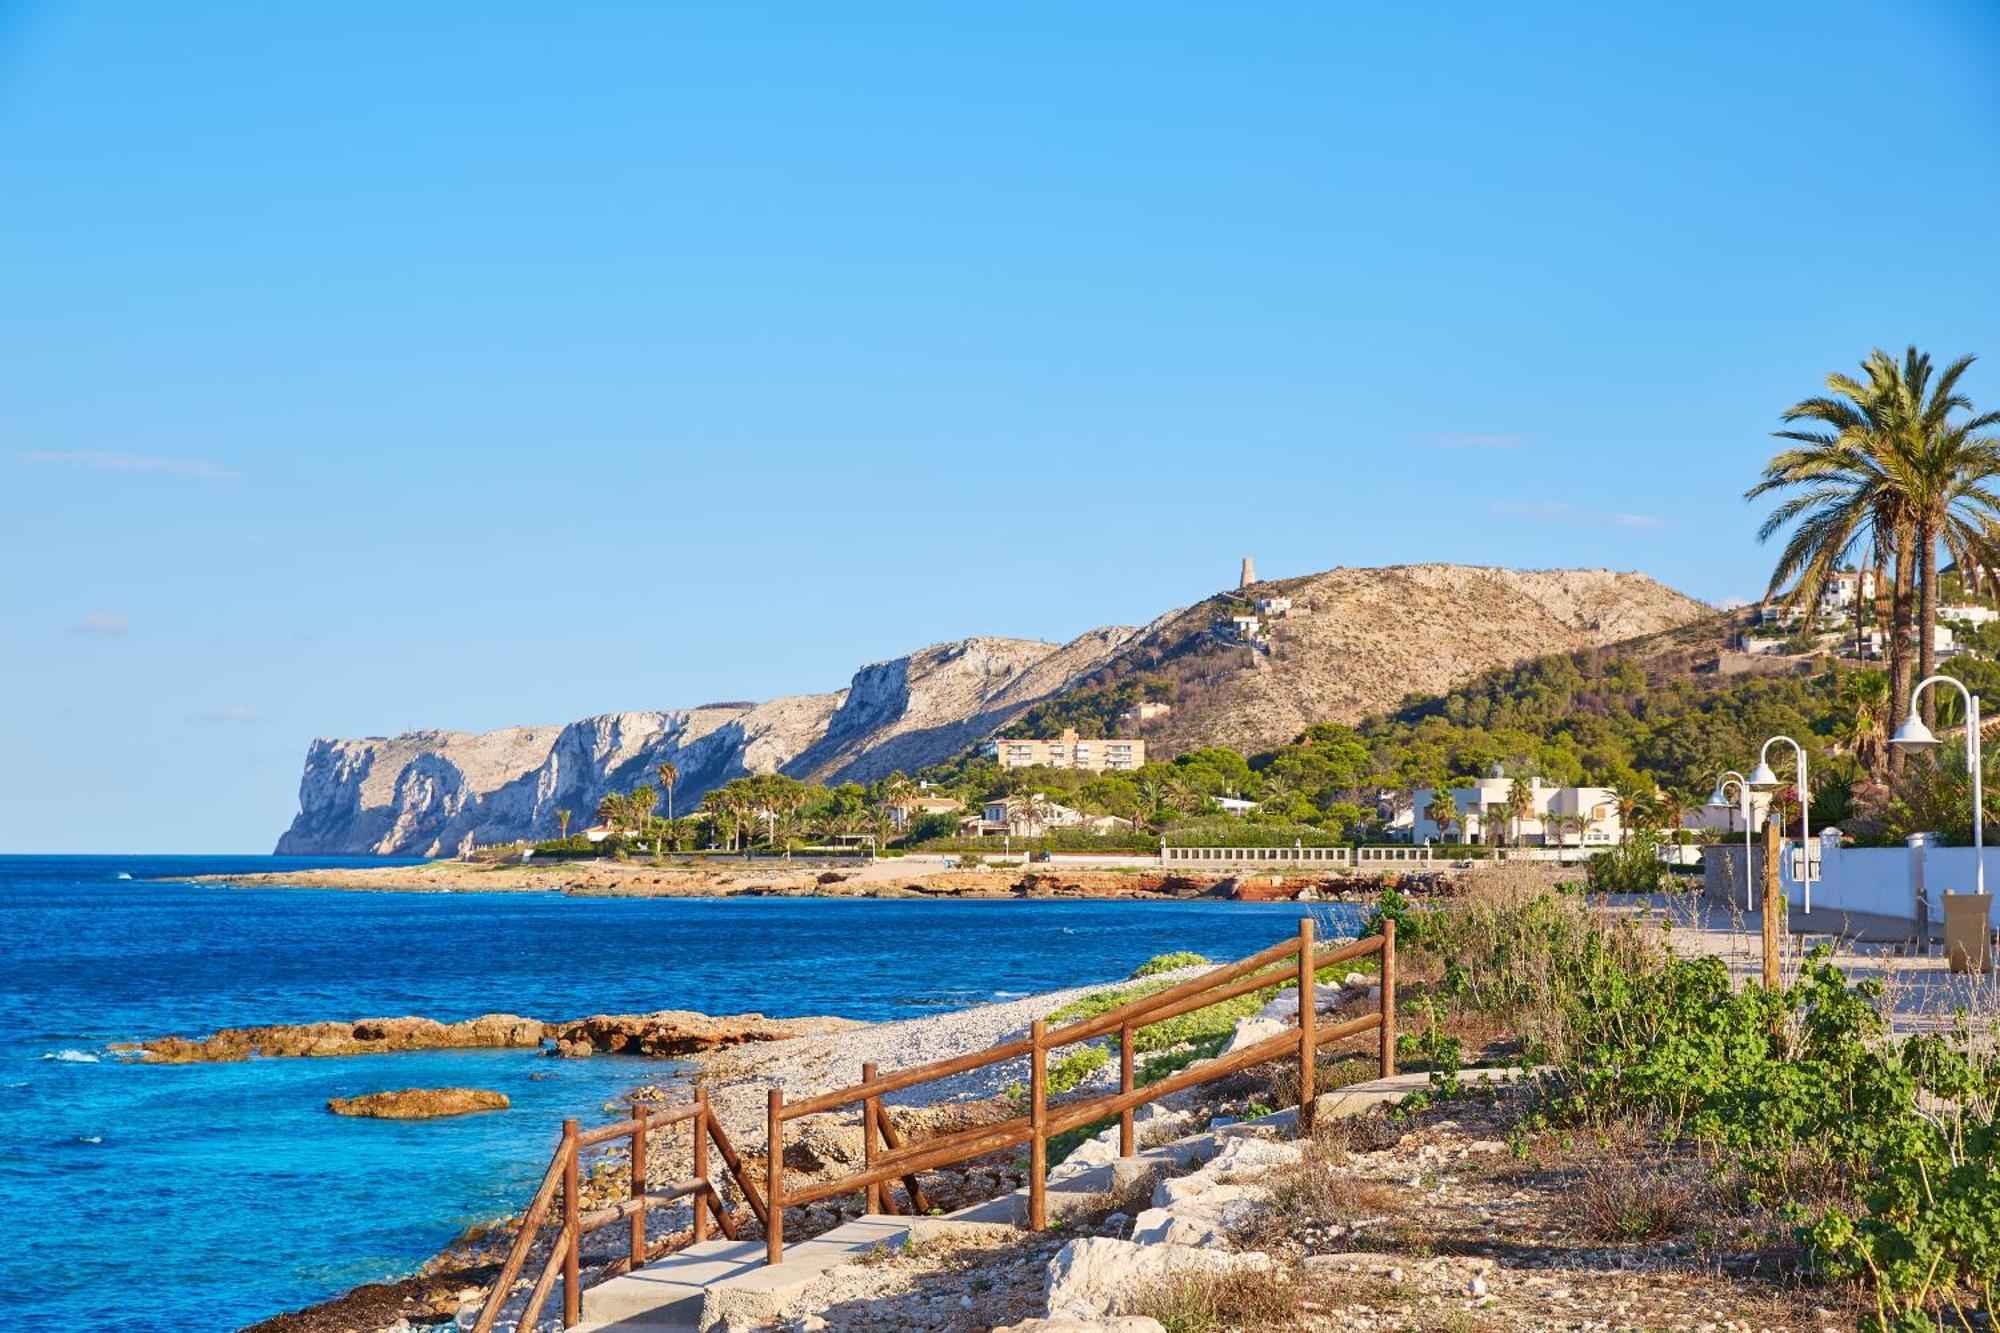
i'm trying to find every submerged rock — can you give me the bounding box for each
[327,1088,510,1119]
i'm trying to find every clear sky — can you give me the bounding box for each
[4,2,1998,853]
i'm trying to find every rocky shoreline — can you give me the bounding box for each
[179,855,1462,905]
[238,963,1228,1333]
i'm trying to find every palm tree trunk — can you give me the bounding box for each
[1856,559,1868,660]
[1918,518,1939,727]
[1888,529,1916,776]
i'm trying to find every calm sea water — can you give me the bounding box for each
[0,855,1349,1332]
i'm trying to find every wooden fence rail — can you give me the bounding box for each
[469,1087,763,1333]
[763,917,1395,1264]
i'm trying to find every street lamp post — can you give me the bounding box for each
[1749,735,1811,914]
[1707,771,1756,911]
[1891,675,1986,897]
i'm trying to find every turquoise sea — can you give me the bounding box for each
[0,855,1351,1332]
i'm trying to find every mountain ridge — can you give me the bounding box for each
[275,563,1709,855]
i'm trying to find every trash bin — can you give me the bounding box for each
[1942,892,1993,974]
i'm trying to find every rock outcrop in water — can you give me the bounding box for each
[327,1088,510,1119]
[275,564,1710,856]
[549,1010,862,1059]
[116,1014,547,1063]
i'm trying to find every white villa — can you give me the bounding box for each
[881,795,963,830]
[1408,773,1624,848]
[966,796,1134,839]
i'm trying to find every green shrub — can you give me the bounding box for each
[531,835,604,858]
[1583,832,1671,894]
[1045,1044,1111,1095]
[1131,951,1212,978]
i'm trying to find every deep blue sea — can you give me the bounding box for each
[0,855,1345,1332]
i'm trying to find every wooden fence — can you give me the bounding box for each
[468,1088,765,1333]
[471,918,1396,1327]
[763,917,1395,1263]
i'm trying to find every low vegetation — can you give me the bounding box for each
[1379,870,2000,1331]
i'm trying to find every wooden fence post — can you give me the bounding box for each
[1118,1021,1134,1158]
[691,1092,709,1244]
[1762,818,1782,989]
[629,1103,649,1266]
[766,1089,784,1266]
[1379,918,1397,1079]
[561,1118,581,1326]
[861,1063,882,1216]
[1029,1018,1047,1231]
[1297,916,1316,1131]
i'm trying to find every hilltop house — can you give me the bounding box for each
[1409,773,1624,848]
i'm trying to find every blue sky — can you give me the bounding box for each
[4,2,1999,852]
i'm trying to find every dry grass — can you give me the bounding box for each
[1570,1154,1711,1243]
[1265,1049,1379,1107]
[1131,1263,1328,1333]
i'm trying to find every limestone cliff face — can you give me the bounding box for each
[277,563,1711,856]
[274,636,1130,856]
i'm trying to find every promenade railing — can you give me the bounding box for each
[761,917,1395,1263]
[468,1088,766,1333]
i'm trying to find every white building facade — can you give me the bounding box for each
[1409,775,1624,847]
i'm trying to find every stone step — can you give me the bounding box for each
[581,1216,913,1332]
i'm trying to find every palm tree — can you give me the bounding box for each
[1428,795,1459,845]
[1750,351,1918,759]
[1752,348,2000,741]
[657,763,680,849]
[1506,775,1534,848]
[595,792,627,830]
[1890,350,2000,719]
[628,785,659,849]
[1609,787,1648,840]
[1654,789,1684,838]
[556,808,573,840]
[1839,668,1891,781]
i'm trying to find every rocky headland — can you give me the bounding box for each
[271,564,1708,856]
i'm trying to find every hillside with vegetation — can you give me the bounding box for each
[1003,563,1710,757]
[278,563,1705,855]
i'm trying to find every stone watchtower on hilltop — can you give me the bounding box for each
[1239,556,1256,589]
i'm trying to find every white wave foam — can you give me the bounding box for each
[43,1049,100,1064]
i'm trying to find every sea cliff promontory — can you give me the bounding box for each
[275,564,1707,857]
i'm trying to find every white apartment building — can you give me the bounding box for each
[989,728,1146,772]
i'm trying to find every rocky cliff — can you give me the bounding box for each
[276,631,1133,856]
[276,564,1710,855]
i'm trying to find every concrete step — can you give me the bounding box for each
[582,1216,913,1332]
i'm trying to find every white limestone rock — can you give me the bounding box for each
[1220,1015,1289,1056]
[1044,1238,1273,1319]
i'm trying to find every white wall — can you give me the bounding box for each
[1779,833,2000,926]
